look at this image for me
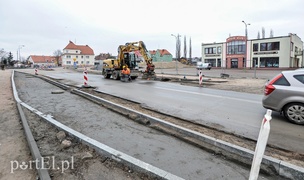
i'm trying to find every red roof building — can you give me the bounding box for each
[62,41,95,66]
[28,55,62,67]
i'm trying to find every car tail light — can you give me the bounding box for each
[264,74,283,95]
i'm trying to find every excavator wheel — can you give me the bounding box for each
[112,71,120,80]
[103,71,111,79]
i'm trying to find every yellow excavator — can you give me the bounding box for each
[102,41,156,80]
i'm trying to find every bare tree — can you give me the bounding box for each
[270,29,274,38]
[257,31,260,39]
[0,48,7,59]
[262,27,265,39]
[53,49,62,66]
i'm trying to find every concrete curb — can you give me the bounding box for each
[11,71,51,180]
[12,71,183,180]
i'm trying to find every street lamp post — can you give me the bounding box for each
[18,45,25,62]
[242,20,250,70]
[171,34,180,74]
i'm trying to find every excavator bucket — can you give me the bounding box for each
[142,72,156,80]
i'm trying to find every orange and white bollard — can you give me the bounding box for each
[35,68,38,75]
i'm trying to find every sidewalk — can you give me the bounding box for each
[0,69,36,179]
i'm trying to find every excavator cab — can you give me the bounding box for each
[122,52,137,70]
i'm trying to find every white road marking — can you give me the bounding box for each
[155,87,261,104]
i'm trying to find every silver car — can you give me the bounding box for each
[262,69,304,124]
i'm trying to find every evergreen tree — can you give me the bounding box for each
[8,52,13,66]
[270,29,274,38]
[257,31,260,39]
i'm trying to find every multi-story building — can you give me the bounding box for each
[201,33,303,69]
[62,41,95,67]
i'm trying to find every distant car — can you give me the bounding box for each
[196,62,211,70]
[262,69,304,124]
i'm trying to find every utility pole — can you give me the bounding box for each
[184,35,187,60]
[171,34,181,74]
[242,20,250,69]
[189,37,192,63]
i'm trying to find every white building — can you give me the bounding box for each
[28,55,60,68]
[201,33,303,69]
[62,41,95,67]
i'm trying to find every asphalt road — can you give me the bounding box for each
[18,68,304,154]
[14,71,279,180]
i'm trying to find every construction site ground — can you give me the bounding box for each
[0,64,302,179]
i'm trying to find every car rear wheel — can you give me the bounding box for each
[283,103,304,125]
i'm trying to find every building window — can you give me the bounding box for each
[76,55,78,58]
[260,57,279,68]
[66,50,68,53]
[66,55,71,58]
[217,47,221,54]
[86,61,90,64]
[66,61,71,64]
[81,61,84,64]
[76,51,78,53]
[205,59,216,67]
[81,56,84,59]
[227,41,245,54]
[204,47,217,54]
[253,43,258,51]
[86,56,90,59]
[260,42,280,51]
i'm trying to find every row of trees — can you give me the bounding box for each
[257,27,274,39]
[173,35,193,64]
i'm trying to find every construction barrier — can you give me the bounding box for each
[249,109,272,180]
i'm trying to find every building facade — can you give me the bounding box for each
[28,55,61,68]
[62,41,95,67]
[150,49,173,62]
[201,33,303,69]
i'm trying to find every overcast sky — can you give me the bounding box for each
[1,0,303,60]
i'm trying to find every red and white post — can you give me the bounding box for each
[249,109,272,180]
[199,70,203,86]
[83,68,88,87]
[35,68,38,75]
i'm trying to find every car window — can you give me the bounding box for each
[294,75,304,84]
[273,75,290,86]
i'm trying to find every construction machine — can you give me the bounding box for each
[102,41,156,81]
